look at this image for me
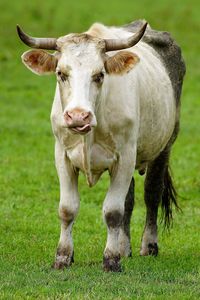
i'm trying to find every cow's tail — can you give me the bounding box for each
[161,166,180,228]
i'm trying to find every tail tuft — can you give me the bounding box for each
[161,166,181,228]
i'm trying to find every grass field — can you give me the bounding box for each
[0,0,200,299]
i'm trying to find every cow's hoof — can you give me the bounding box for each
[140,243,158,257]
[128,250,132,258]
[103,254,122,272]
[52,252,74,270]
[148,243,158,256]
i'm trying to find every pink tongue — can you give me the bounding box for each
[77,124,91,132]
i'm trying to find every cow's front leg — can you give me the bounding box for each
[53,141,80,269]
[103,148,136,272]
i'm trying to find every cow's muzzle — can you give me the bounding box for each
[64,109,94,134]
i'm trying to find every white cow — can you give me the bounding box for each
[17,20,185,272]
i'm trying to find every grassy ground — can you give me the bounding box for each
[0,0,200,299]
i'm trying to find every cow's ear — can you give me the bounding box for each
[21,50,57,75]
[104,51,139,75]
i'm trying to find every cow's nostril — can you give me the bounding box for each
[82,112,90,120]
[67,111,73,119]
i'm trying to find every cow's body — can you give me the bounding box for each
[18,20,185,272]
[51,23,177,184]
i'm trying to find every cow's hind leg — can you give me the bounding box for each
[140,146,178,256]
[119,177,134,257]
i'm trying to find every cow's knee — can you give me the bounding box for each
[104,209,123,228]
[59,204,78,225]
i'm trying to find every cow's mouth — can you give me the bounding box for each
[70,124,91,134]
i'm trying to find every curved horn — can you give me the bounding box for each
[105,22,148,52]
[16,25,58,50]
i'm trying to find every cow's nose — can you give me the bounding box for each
[67,110,90,121]
[64,109,91,127]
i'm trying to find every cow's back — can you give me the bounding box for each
[123,20,186,107]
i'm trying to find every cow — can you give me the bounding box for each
[17,20,185,272]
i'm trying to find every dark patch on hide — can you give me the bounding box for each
[59,206,75,226]
[105,210,123,228]
[123,20,186,108]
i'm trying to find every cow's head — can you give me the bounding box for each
[17,23,147,134]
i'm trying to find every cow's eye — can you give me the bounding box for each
[93,72,104,84]
[57,71,68,82]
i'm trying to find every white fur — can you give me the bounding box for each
[23,23,176,263]
[53,25,175,261]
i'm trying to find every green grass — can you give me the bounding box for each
[0,0,200,299]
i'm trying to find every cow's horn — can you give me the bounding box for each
[16,25,58,50]
[105,22,148,52]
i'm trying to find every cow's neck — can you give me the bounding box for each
[64,117,117,187]
[78,127,116,187]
